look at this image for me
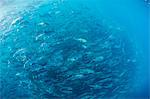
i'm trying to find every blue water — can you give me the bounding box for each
[0,0,149,98]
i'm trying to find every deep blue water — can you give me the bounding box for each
[0,0,149,98]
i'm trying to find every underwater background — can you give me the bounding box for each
[0,0,149,99]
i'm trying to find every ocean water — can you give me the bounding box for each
[0,0,149,99]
